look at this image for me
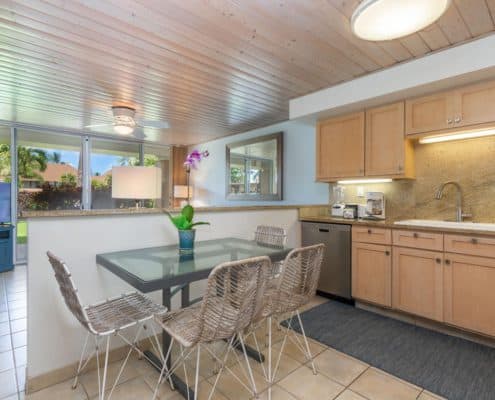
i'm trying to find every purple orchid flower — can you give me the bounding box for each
[184,149,209,169]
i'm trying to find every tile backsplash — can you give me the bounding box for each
[329,135,495,222]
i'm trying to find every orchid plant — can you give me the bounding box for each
[166,204,209,231]
[184,149,209,171]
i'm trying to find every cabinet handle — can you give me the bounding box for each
[447,118,453,124]
[413,232,419,238]
[454,116,461,123]
[445,259,451,265]
[435,258,441,264]
[385,250,390,256]
[367,229,372,234]
[471,238,478,244]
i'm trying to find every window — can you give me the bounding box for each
[90,138,140,209]
[143,144,170,208]
[17,130,82,212]
[226,132,283,200]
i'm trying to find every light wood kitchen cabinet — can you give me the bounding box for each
[406,79,495,136]
[444,253,495,337]
[392,230,444,252]
[352,226,391,245]
[352,242,392,307]
[444,234,495,258]
[456,80,495,128]
[316,112,365,181]
[392,247,444,322]
[405,92,454,135]
[366,102,414,178]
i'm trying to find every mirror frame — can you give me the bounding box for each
[225,132,283,201]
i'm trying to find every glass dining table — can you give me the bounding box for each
[96,237,291,398]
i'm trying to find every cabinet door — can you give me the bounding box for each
[352,242,392,307]
[405,91,455,135]
[316,112,365,181]
[366,102,411,177]
[392,247,443,321]
[444,253,495,336]
[456,80,495,128]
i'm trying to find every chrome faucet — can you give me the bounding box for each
[434,181,472,222]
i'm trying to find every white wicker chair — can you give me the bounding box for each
[47,251,167,400]
[254,225,286,248]
[152,256,272,400]
[249,244,325,397]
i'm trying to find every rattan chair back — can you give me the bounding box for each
[193,256,271,345]
[268,244,325,315]
[47,251,91,331]
[254,225,286,248]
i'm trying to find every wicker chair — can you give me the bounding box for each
[152,256,272,400]
[254,225,286,248]
[250,244,325,394]
[47,251,167,400]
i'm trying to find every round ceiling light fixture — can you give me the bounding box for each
[351,0,451,41]
[113,123,134,135]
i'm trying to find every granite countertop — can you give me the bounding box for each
[299,215,495,237]
[20,204,326,219]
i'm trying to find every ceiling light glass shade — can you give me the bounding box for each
[113,124,134,135]
[351,0,451,41]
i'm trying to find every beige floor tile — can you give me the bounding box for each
[314,348,368,386]
[335,389,368,400]
[278,365,344,400]
[147,376,228,400]
[257,384,298,400]
[272,336,326,364]
[418,390,447,400]
[79,359,140,397]
[350,368,421,400]
[251,350,302,384]
[0,369,17,399]
[26,379,87,400]
[206,361,268,400]
[89,377,152,400]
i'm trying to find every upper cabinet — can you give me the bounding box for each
[316,112,365,181]
[366,102,414,177]
[316,102,414,182]
[405,92,455,135]
[406,79,495,136]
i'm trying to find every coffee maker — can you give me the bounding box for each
[364,192,386,219]
[331,185,346,217]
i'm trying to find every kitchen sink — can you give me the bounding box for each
[394,219,495,232]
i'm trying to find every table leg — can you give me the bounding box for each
[144,287,194,399]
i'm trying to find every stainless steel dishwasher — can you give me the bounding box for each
[301,221,352,301]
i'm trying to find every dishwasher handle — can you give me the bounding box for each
[318,228,330,233]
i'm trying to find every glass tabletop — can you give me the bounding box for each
[96,237,290,292]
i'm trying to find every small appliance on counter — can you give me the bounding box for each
[364,192,386,219]
[331,185,346,217]
[343,204,358,219]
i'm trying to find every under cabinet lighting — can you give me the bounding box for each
[351,0,451,41]
[337,179,393,185]
[419,129,495,144]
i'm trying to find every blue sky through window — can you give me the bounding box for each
[48,150,123,175]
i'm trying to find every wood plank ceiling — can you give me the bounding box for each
[0,0,494,145]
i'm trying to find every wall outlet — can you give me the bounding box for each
[357,186,365,197]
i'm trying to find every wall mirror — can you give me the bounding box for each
[226,132,283,201]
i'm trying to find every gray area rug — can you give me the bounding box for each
[285,300,495,400]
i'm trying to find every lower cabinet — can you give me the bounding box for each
[392,247,444,322]
[352,242,392,307]
[444,253,495,337]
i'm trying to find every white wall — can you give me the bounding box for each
[27,209,300,379]
[190,119,328,206]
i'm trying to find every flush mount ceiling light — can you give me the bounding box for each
[351,0,451,41]
[113,123,135,135]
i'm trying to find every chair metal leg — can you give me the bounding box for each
[100,336,111,400]
[296,310,317,375]
[72,332,90,389]
[193,344,201,400]
[239,334,258,399]
[267,317,272,400]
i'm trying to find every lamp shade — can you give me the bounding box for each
[112,166,162,199]
[174,185,193,199]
